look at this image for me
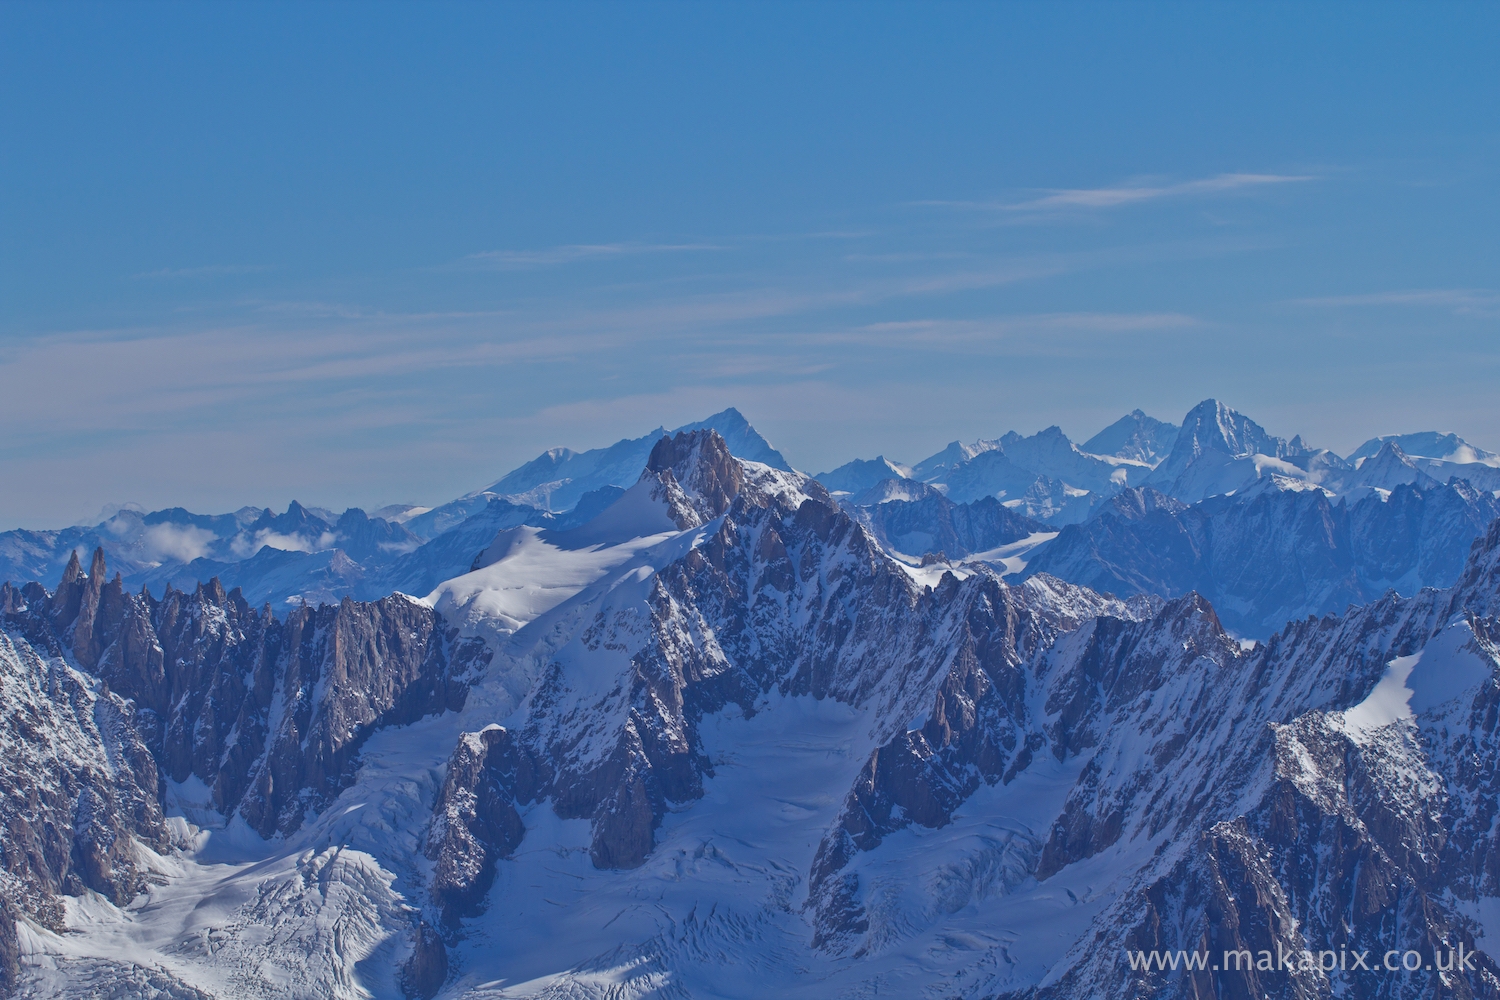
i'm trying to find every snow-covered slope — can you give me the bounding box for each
[812,456,913,496]
[1081,408,1180,466]
[1024,478,1500,637]
[1351,430,1500,468]
[428,407,792,524]
[8,418,1500,1000]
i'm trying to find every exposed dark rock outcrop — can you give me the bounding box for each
[437,431,1141,912]
[985,530,1500,998]
[399,920,449,999]
[425,727,528,925]
[645,429,745,529]
[0,628,167,993]
[34,555,488,838]
[0,548,486,994]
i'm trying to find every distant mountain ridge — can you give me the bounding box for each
[816,397,1500,518]
[0,409,790,610]
[3,398,1497,635]
[7,427,1500,999]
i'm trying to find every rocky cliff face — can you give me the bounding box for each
[0,627,167,993]
[1024,479,1500,637]
[10,549,488,838]
[0,549,486,996]
[425,726,528,926]
[850,491,1048,560]
[1012,577,1500,999]
[412,428,1500,999]
[422,430,1151,957]
[7,429,1500,1000]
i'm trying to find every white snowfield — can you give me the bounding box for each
[13,448,1500,1000]
[1337,616,1495,740]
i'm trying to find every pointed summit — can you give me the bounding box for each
[645,429,744,528]
[461,407,789,519]
[910,439,999,481]
[1170,399,1285,464]
[1143,399,1297,501]
[59,549,83,588]
[1351,431,1500,467]
[814,456,912,496]
[1081,409,1180,466]
[1342,439,1441,495]
[672,407,791,471]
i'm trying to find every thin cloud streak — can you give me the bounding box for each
[1294,289,1500,317]
[920,172,1315,213]
[133,264,272,280]
[461,242,726,269]
[755,312,1201,357]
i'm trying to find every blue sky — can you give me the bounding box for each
[2,2,1497,528]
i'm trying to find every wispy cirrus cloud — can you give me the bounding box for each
[922,172,1315,213]
[460,242,725,269]
[1293,288,1500,317]
[774,312,1201,357]
[133,264,271,279]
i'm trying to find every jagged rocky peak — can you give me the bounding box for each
[1343,437,1441,495]
[814,455,913,496]
[849,476,944,506]
[10,546,486,838]
[1082,408,1181,466]
[1171,398,1290,463]
[0,627,168,994]
[911,438,998,480]
[673,405,793,471]
[644,428,745,528]
[639,427,818,530]
[1451,515,1500,618]
[425,726,528,927]
[1103,484,1189,520]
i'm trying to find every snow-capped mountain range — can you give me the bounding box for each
[4,401,1500,999]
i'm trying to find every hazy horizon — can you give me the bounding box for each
[3,3,1497,527]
